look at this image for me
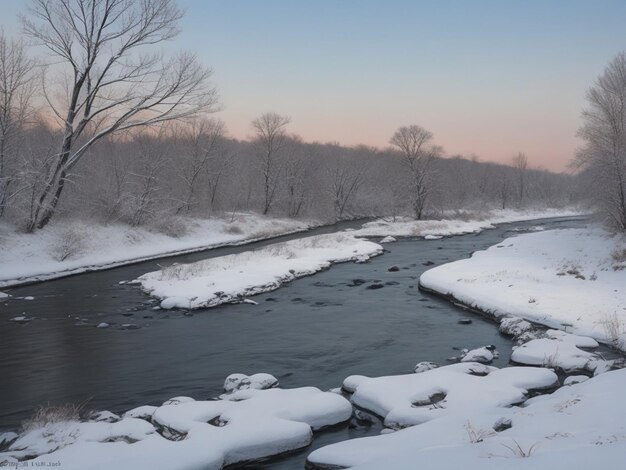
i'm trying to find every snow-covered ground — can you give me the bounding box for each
[0,374,351,470]
[307,367,626,469]
[420,227,626,350]
[0,207,583,289]
[137,233,382,309]
[0,214,315,288]
[352,208,584,238]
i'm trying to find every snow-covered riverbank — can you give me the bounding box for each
[419,227,626,351]
[0,214,316,288]
[351,208,585,238]
[137,233,382,309]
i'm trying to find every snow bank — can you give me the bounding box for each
[0,384,352,470]
[341,363,557,429]
[308,368,626,470]
[137,233,383,309]
[420,228,626,350]
[0,213,315,288]
[352,208,584,238]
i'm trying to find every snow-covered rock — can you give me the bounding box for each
[414,362,438,373]
[341,363,557,430]
[460,345,498,364]
[379,236,397,243]
[510,330,605,373]
[499,316,535,338]
[424,234,443,240]
[96,322,109,329]
[88,411,120,423]
[137,233,383,309]
[564,375,589,386]
[222,373,279,394]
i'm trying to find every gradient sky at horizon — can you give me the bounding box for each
[2,0,626,171]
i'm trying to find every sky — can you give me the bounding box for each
[2,0,626,171]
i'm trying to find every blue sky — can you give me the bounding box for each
[3,0,626,170]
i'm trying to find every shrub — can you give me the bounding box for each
[52,223,89,261]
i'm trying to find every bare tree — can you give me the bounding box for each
[22,0,218,231]
[512,152,528,206]
[576,52,626,232]
[498,166,511,209]
[324,146,365,219]
[175,118,228,214]
[251,112,290,215]
[389,125,439,219]
[282,135,310,218]
[127,133,169,226]
[0,32,35,218]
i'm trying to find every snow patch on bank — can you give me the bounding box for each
[137,233,383,309]
[419,228,626,350]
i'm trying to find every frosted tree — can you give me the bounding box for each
[390,125,440,219]
[512,152,528,206]
[22,0,218,231]
[175,118,229,214]
[251,112,291,215]
[576,53,626,232]
[0,32,35,218]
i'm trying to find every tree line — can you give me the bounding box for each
[0,0,580,233]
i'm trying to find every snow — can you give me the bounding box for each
[414,362,438,373]
[0,213,316,288]
[419,227,626,350]
[379,235,397,243]
[351,208,584,238]
[460,346,498,364]
[137,233,383,309]
[341,363,557,430]
[0,384,352,470]
[222,373,279,395]
[307,368,626,470]
[510,330,610,374]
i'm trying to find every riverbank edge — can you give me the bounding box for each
[0,224,323,289]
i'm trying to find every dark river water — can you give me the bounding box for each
[0,216,589,468]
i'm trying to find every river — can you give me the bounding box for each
[0,216,589,467]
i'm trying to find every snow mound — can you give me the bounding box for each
[307,368,626,470]
[137,233,383,309]
[379,236,397,243]
[0,386,352,470]
[341,363,557,430]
